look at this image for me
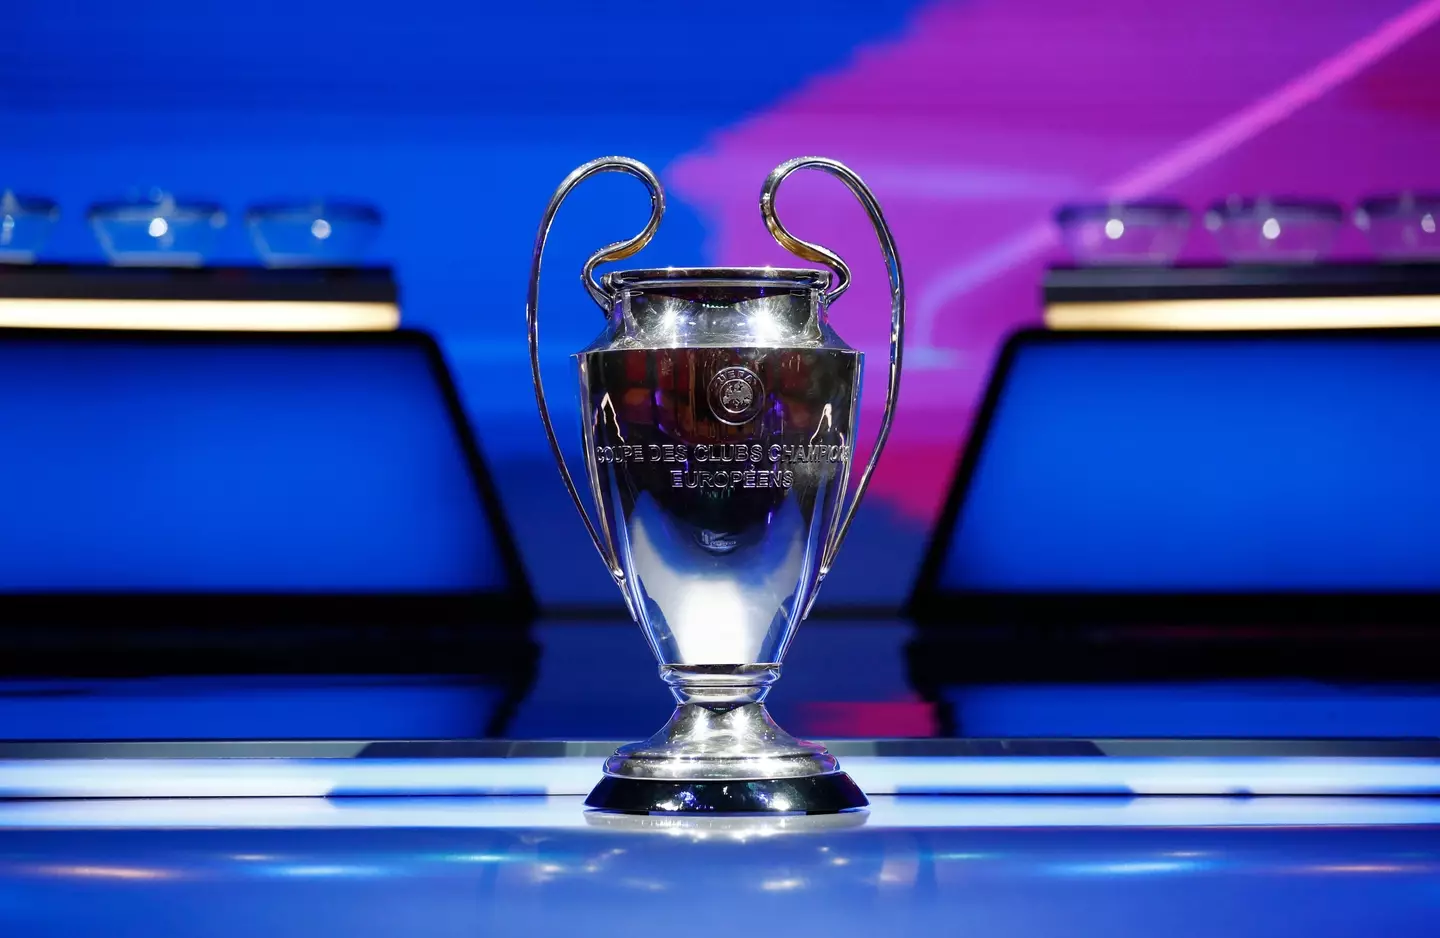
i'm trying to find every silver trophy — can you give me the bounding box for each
[526,156,903,813]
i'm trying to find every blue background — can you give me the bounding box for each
[943,334,1440,592]
[7,1,1439,611]
[0,335,505,592]
[0,0,929,607]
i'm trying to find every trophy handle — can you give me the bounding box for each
[760,157,905,577]
[527,156,666,580]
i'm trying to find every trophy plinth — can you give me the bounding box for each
[527,156,904,814]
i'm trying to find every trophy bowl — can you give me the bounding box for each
[1355,193,1440,260]
[526,156,903,814]
[1204,197,1344,264]
[89,190,227,268]
[1055,200,1191,266]
[245,199,382,268]
[0,191,60,264]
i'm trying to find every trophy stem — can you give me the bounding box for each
[661,663,780,707]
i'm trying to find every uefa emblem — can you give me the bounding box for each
[707,365,766,426]
[697,529,740,553]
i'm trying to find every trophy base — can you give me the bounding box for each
[585,700,869,814]
[585,772,868,815]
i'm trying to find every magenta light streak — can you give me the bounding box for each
[1110,0,1440,199]
[918,0,1440,341]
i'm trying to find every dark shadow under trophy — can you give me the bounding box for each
[527,156,904,813]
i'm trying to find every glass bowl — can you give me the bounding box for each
[245,200,382,268]
[1354,193,1440,260]
[88,191,227,267]
[1204,197,1343,264]
[0,191,60,264]
[1054,201,1191,265]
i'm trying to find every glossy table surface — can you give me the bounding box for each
[6,619,1440,933]
[3,794,1440,936]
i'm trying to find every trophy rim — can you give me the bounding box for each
[604,266,831,290]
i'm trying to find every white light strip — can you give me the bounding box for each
[843,756,1440,795]
[0,758,598,799]
[1,755,1438,799]
[1046,295,1440,331]
[0,298,399,331]
[0,794,1437,830]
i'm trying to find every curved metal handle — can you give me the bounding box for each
[527,156,666,578]
[761,156,905,575]
[578,159,666,312]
